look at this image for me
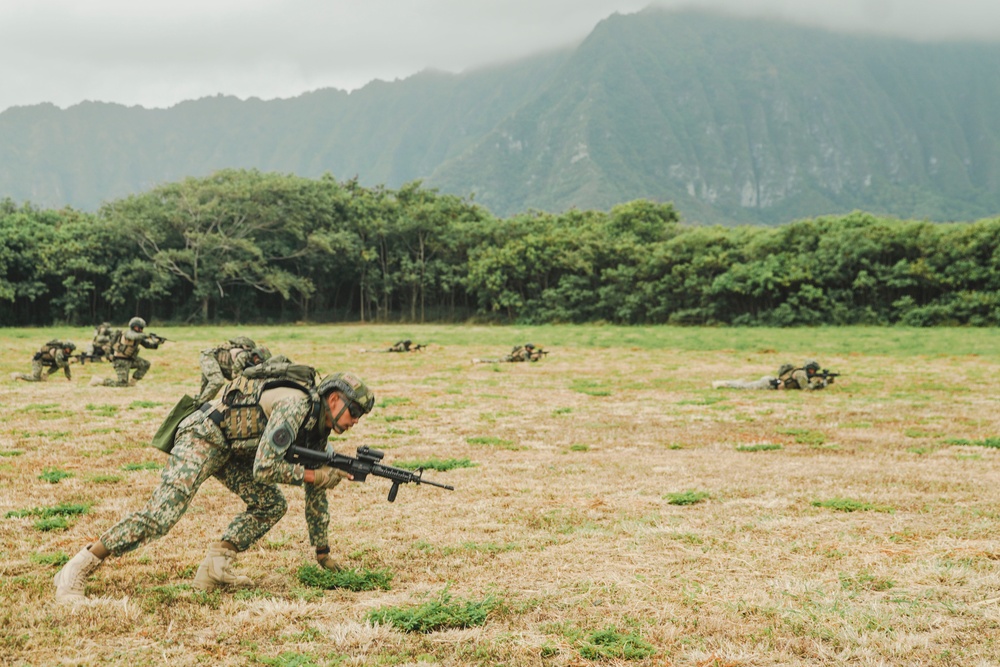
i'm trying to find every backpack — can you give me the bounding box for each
[241,356,318,387]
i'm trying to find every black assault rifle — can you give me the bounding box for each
[286,445,454,502]
[147,333,171,343]
[75,352,112,364]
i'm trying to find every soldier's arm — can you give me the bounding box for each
[54,350,72,379]
[252,395,311,486]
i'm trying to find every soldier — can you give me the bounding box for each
[388,340,413,352]
[11,340,76,382]
[712,360,835,390]
[472,343,547,364]
[89,317,164,387]
[86,322,115,361]
[194,337,269,403]
[54,371,375,602]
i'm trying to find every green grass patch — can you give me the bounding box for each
[366,589,498,633]
[254,652,321,667]
[945,437,1000,449]
[578,626,658,661]
[0,450,24,457]
[378,397,412,408]
[297,564,393,591]
[85,403,119,417]
[677,395,727,406]
[466,436,519,450]
[664,490,710,506]
[570,379,612,397]
[568,444,590,452]
[812,498,894,513]
[394,457,477,472]
[735,443,783,452]
[839,570,896,592]
[778,428,827,445]
[88,474,123,483]
[30,551,70,567]
[38,467,73,483]
[35,516,69,531]
[5,501,92,519]
[121,461,164,471]
[129,400,164,409]
[553,407,573,415]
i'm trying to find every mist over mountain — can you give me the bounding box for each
[2,7,999,224]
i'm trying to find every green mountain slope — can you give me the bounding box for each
[1,8,999,224]
[428,8,1000,222]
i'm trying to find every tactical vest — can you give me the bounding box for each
[216,376,328,449]
[778,367,805,389]
[111,330,137,359]
[36,340,62,365]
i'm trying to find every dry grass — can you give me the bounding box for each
[1,324,999,666]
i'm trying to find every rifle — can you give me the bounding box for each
[147,333,171,343]
[412,343,426,352]
[286,445,455,502]
[75,353,111,365]
[817,369,840,381]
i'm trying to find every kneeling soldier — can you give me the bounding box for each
[90,317,163,387]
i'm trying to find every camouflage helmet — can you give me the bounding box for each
[62,341,77,352]
[524,343,535,350]
[803,360,821,374]
[316,372,375,415]
[229,336,257,349]
[778,363,795,376]
[248,346,271,364]
[128,317,146,330]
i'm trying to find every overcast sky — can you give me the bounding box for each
[2,0,999,114]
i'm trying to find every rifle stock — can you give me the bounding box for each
[287,444,454,502]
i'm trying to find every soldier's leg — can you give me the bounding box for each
[712,376,776,390]
[98,359,132,387]
[99,415,230,556]
[191,460,287,591]
[214,460,288,552]
[303,484,331,552]
[131,356,151,381]
[14,359,46,381]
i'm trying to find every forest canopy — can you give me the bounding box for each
[2,169,998,327]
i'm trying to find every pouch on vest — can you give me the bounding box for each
[150,394,199,454]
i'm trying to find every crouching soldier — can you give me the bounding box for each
[194,336,269,403]
[90,317,163,387]
[11,340,76,382]
[54,371,375,602]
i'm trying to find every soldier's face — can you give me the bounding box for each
[326,392,360,434]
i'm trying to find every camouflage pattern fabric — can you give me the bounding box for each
[97,356,151,387]
[195,346,259,403]
[100,389,331,556]
[14,347,71,381]
[781,368,829,390]
[712,376,777,390]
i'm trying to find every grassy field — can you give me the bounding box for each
[1,324,999,666]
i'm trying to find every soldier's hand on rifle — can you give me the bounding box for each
[308,466,352,489]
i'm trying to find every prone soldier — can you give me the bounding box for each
[712,360,837,390]
[473,343,548,364]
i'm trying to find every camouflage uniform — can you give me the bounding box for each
[13,341,75,382]
[100,384,334,556]
[97,320,161,387]
[194,337,261,403]
[506,343,544,362]
[87,322,114,359]
[713,360,832,390]
[388,340,412,352]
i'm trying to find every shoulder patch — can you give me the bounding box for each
[271,423,295,450]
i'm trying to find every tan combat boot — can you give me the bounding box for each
[54,546,103,603]
[192,542,253,591]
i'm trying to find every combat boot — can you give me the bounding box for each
[192,542,253,591]
[88,377,104,387]
[54,546,103,603]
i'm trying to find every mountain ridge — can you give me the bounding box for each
[2,7,999,224]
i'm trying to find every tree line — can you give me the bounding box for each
[1,169,998,327]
